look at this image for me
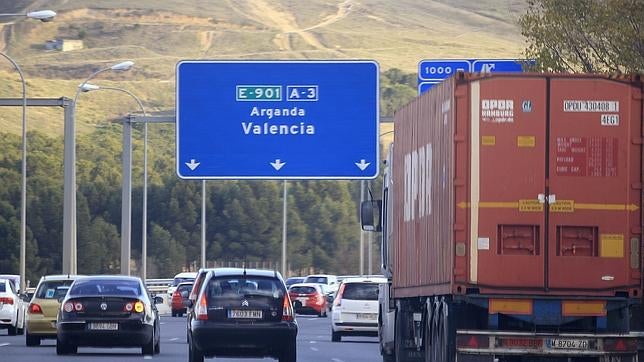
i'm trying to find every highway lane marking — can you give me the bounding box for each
[169,337,179,341]
[0,343,9,347]
[143,356,152,360]
[309,340,317,344]
[310,347,319,352]
[331,359,345,362]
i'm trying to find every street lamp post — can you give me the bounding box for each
[0,9,56,292]
[65,61,134,275]
[79,83,146,277]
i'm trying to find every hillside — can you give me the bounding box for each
[0,0,526,135]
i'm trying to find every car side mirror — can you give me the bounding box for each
[153,296,164,304]
[183,299,193,308]
[361,200,382,232]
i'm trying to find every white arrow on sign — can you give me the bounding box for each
[270,159,286,171]
[185,159,200,170]
[355,159,370,171]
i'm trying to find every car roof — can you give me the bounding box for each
[340,277,387,284]
[209,268,281,279]
[177,282,194,286]
[39,274,84,282]
[305,274,336,278]
[288,283,322,289]
[74,275,143,282]
[174,272,197,278]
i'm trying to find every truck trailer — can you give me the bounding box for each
[361,72,643,362]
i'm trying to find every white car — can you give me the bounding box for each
[0,278,26,336]
[166,272,197,306]
[331,276,386,342]
[304,274,339,294]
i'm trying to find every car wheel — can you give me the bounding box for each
[172,311,177,317]
[331,330,341,342]
[154,335,161,354]
[189,340,204,362]
[279,339,296,362]
[7,322,17,336]
[26,332,40,347]
[142,327,155,355]
[56,338,75,355]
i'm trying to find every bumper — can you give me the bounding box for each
[58,319,153,347]
[332,315,378,335]
[0,307,17,328]
[191,321,297,358]
[26,317,57,336]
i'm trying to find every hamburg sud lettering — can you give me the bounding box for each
[404,143,433,222]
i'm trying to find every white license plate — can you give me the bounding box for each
[548,338,590,350]
[356,313,377,320]
[88,322,118,331]
[228,310,263,319]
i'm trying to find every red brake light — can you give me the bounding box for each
[74,301,84,312]
[282,295,294,321]
[195,293,208,321]
[63,300,84,313]
[0,297,14,305]
[28,303,43,314]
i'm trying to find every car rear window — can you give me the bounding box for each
[177,284,193,293]
[69,279,142,296]
[173,277,194,286]
[290,286,317,294]
[206,276,284,302]
[36,280,74,299]
[304,276,328,284]
[342,283,379,301]
[0,282,5,293]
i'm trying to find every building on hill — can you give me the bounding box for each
[44,39,84,52]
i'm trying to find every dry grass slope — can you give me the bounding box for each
[0,0,525,135]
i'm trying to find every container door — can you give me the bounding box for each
[547,78,642,291]
[472,77,547,288]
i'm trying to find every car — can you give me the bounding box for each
[330,276,386,342]
[0,274,21,293]
[186,268,298,362]
[303,274,339,294]
[171,282,194,317]
[288,283,328,317]
[0,278,26,336]
[284,277,305,288]
[25,274,83,346]
[167,272,197,306]
[56,275,162,355]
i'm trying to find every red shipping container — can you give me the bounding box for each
[392,73,642,299]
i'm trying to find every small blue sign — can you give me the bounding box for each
[176,60,379,180]
[418,81,441,94]
[418,60,470,81]
[471,59,526,73]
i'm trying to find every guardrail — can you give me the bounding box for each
[145,278,172,295]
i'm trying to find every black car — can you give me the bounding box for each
[186,268,298,362]
[56,275,162,355]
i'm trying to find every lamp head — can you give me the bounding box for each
[79,83,100,92]
[26,10,56,22]
[110,61,134,71]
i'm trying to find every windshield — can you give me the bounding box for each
[177,283,193,294]
[69,279,142,297]
[36,280,74,299]
[173,277,195,287]
[304,276,328,284]
[289,286,317,294]
[342,283,379,301]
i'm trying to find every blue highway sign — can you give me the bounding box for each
[418,59,470,81]
[176,60,379,179]
[471,59,526,73]
[418,81,441,94]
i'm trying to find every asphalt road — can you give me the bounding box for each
[0,314,380,362]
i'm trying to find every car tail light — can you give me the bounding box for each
[334,284,346,307]
[282,296,294,321]
[0,297,14,305]
[63,301,84,313]
[195,293,208,321]
[123,300,145,313]
[28,303,43,314]
[604,338,637,352]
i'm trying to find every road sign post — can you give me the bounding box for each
[176,60,379,179]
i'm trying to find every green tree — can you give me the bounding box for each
[519,0,644,73]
